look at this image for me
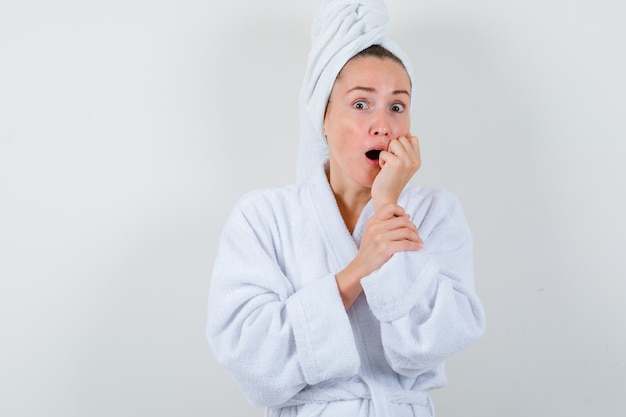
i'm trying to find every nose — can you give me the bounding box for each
[373,126,388,136]
[370,111,390,136]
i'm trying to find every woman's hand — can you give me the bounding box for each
[371,134,421,213]
[335,203,423,309]
[356,203,423,273]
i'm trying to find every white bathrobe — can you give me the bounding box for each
[206,162,486,417]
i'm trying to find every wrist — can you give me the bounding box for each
[373,196,398,213]
[335,262,366,309]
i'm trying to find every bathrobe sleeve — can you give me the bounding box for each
[360,188,486,377]
[206,191,360,407]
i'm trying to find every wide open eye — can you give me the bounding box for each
[353,100,369,110]
[391,103,405,112]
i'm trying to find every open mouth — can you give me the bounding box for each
[365,149,382,161]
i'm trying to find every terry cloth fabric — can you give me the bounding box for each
[207,163,486,417]
[297,0,416,183]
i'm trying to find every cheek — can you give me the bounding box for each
[392,115,411,136]
[339,126,363,156]
[326,120,355,150]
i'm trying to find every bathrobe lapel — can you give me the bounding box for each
[308,164,363,272]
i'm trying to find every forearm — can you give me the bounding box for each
[335,261,367,309]
[208,272,362,406]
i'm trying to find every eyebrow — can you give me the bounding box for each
[346,86,410,96]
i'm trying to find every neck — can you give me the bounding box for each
[327,171,371,234]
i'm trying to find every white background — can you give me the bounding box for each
[1,0,625,416]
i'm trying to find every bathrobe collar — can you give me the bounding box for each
[308,161,374,266]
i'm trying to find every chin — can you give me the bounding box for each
[356,175,376,189]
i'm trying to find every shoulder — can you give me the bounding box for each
[235,183,308,209]
[219,183,315,250]
[228,183,312,224]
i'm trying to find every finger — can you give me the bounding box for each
[394,134,420,168]
[386,237,424,254]
[378,145,397,168]
[374,203,405,220]
[387,136,415,162]
[406,133,420,156]
[400,135,421,157]
[382,214,419,233]
[383,227,422,244]
[408,135,420,158]
[387,137,401,155]
[369,218,420,244]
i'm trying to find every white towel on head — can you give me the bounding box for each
[297,0,415,183]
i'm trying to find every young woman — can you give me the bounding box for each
[207,1,485,416]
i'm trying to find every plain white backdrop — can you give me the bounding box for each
[1,0,625,416]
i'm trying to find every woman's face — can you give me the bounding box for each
[323,55,411,193]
